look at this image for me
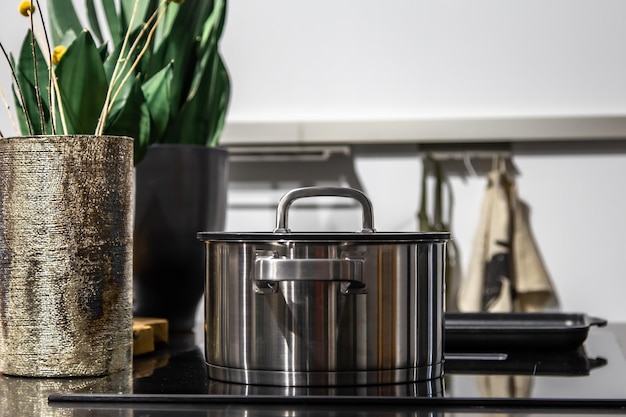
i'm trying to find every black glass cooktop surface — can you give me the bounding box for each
[43,325,626,416]
[125,327,626,398]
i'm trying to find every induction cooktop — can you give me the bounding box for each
[46,323,626,415]
[122,327,626,398]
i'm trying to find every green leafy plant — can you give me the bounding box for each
[1,0,230,163]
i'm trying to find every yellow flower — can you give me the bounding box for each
[52,45,67,65]
[18,1,36,16]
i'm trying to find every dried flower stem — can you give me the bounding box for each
[34,0,57,134]
[51,67,67,134]
[0,42,34,135]
[29,12,46,133]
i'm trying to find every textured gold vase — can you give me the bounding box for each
[0,135,133,377]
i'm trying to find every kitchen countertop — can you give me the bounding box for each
[4,323,626,416]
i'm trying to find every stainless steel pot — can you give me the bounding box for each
[197,187,449,386]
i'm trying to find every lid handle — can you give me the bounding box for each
[274,187,375,233]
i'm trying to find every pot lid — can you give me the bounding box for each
[197,231,450,243]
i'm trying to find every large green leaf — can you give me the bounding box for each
[13,87,30,135]
[103,26,144,81]
[17,32,50,95]
[164,44,230,146]
[104,75,151,163]
[54,30,108,134]
[15,32,52,135]
[18,79,52,135]
[199,0,227,50]
[142,63,173,141]
[85,0,104,44]
[188,0,228,104]
[208,56,230,146]
[152,0,176,52]
[47,0,84,46]
[103,42,122,81]
[120,0,151,36]
[101,0,121,45]
[149,1,215,108]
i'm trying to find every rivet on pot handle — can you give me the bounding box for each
[273,187,376,233]
[254,257,367,295]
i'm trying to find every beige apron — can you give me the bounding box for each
[458,159,558,313]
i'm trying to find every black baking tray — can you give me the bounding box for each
[444,312,607,352]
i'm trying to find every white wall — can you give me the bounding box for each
[221,0,626,121]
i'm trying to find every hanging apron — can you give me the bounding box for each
[457,158,558,313]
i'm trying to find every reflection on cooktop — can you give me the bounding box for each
[447,330,626,400]
[130,329,626,401]
[445,348,607,376]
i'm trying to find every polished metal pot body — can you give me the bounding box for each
[199,187,448,386]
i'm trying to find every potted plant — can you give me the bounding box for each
[6,0,231,332]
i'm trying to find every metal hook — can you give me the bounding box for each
[463,153,478,177]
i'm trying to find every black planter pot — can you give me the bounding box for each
[133,145,229,332]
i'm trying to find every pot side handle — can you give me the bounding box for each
[273,187,375,233]
[254,257,367,295]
